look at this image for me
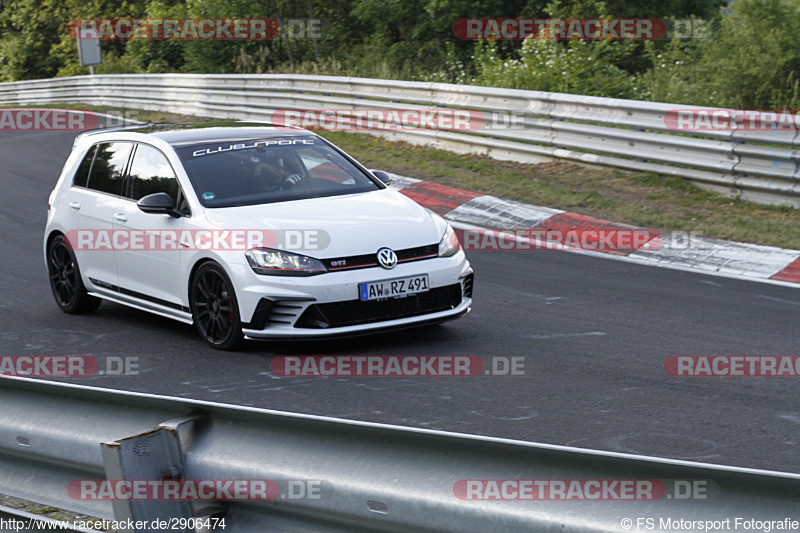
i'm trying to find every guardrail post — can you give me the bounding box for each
[100,415,208,532]
[792,129,800,184]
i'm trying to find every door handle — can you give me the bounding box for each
[114,213,128,222]
[68,201,81,210]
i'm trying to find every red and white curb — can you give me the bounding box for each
[385,172,800,287]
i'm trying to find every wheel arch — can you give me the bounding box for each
[45,229,65,253]
[187,257,220,305]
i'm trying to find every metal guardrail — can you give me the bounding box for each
[0,376,798,532]
[0,73,798,206]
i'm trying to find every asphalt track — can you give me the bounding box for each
[1,128,798,473]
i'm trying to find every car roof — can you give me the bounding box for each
[77,121,312,147]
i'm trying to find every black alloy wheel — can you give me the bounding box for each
[190,262,244,350]
[47,234,101,314]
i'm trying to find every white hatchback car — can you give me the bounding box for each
[44,122,473,349]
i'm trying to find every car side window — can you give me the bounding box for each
[125,144,180,206]
[72,145,97,188]
[86,142,132,196]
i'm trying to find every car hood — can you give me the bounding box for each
[201,188,445,258]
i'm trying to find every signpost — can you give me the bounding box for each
[76,26,101,74]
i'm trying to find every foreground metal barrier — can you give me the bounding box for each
[0,74,798,206]
[0,376,797,532]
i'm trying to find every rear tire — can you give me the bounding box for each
[190,262,244,351]
[47,234,101,314]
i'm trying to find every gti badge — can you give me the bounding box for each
[377,247,398,269]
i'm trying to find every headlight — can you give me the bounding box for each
[438,224,461,257]
[245,248,327,276]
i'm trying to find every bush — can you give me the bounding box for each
[694,0,800,108]
[472,38,639,98]
[633,36,706,104]
[3,0,798,111]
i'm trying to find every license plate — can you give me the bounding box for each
[359,274,430,301]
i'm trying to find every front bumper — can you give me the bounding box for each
[243,299,471,339]
[235,253,473,338]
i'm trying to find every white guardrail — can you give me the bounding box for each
[0,73,798,206]
[1,376,799,532]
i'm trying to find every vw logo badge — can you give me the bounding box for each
[377,248,398,269]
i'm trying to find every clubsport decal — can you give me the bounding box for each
[192,138,315,157]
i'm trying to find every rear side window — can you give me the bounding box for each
[72,145,97,188]
[125,144,180,204]
[86,142,132,196]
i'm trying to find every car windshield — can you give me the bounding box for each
[176,136,381,207]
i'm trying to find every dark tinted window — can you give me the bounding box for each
[176,137,380,208]
[126,144,179,205]
[86,142,131,196]
[73,145,97,188]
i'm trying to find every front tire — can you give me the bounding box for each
[47,234,101,314]
[190,263,244,350]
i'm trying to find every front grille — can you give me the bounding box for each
[322,244,438,272]
[295,284,462,329]
[396,244,439,261]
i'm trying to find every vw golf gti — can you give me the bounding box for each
[44,122,474,349]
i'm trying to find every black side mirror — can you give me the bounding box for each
[372,170,392,185]
[137,192,181,217]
